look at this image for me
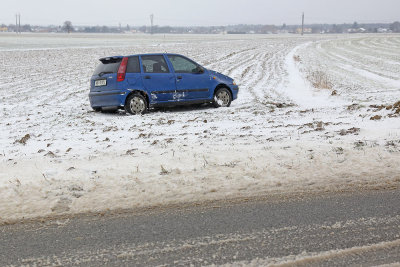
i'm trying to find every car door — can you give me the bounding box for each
[125,56,143,89]
[167,55,211,101]
[140,55,176,103]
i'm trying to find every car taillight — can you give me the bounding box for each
[117,57,128,82]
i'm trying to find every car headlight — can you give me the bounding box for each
[232,81,237,85]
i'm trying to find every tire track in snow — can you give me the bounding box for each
[297,36,400,103]
[324,38,400,83]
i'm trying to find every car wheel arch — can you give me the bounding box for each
[125,90,150,108]
[214,84,232,98]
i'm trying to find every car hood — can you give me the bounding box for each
[209,70,233,82]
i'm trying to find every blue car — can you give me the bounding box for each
[89,53,239,114]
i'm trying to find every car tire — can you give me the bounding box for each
[213,87,232,108]
[125,93,147,115]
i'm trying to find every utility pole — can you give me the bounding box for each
[150,14,154,34]
[15,13,21,34]
[301,12,304,36]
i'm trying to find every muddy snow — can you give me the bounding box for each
[0,33,399,223]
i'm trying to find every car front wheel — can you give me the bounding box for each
[125,93,147,115]
[213,88,232,108]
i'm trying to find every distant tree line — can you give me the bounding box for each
[1,23,32,32]
[308,21,400,34]
[1,21,400,34]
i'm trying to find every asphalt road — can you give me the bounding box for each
[1,189,400,266]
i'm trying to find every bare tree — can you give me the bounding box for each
[63,21,73,33]
[390,21,400,33]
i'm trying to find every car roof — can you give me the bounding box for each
[130,53,182,57]
[98,53,192,64]
[100,53,183,60]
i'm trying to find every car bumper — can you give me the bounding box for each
[89,91,127,108]
[231,85,239,100]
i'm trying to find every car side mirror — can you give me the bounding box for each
[195,66,204,74]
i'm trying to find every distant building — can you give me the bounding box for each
[349,27,366,33]
[296,28,312,34]
[227,31,246,34]
[377,28,388,33]
[276,29,289,34]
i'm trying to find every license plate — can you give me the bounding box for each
[95,79,107,87]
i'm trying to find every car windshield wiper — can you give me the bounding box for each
[98,71,113,77]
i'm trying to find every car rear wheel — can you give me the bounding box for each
[125,93,147,115]
[213,88,232,108]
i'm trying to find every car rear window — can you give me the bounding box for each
[93,57,122,76]
[127,56,140,73]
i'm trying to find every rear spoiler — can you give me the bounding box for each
[99,56,123,64]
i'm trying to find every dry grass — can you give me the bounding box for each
[160,165,170,175]
[307,71,333,90]
[393,101,400,114]
[347,104,363,111]
[369,101,400,118]
[14,134,30,145]
[339,127,360,136]
[370,115,382,121]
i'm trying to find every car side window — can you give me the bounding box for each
[126,56,140,73]
[141,55,169,73]
[168,55,199,73]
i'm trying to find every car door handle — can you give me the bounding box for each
[177,76,183,80]
[144,75,151,79]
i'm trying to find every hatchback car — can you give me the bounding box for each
[89,53,239,114]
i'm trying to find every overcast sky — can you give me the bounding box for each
[1,0,399,26]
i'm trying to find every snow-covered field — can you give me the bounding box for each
[0,33,399,223]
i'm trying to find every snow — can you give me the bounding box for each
[211,215,400,266]
[281,42,348,108]
[0,33,399,223]
[214,238,400,266]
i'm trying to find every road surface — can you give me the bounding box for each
[1,189,400,266]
